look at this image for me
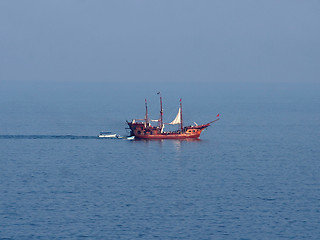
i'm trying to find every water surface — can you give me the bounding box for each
[0,81,319,239]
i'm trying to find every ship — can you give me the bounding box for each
[127,94,219,139]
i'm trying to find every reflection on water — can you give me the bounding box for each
[172,140,181,152]
[130,138,202,157]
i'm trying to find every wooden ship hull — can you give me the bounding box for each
[127,122,214,139]
[127,94,219,140]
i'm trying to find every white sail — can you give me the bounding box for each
[169,108,181,125]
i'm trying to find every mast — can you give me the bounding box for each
[180,98,183,130]
[157,92,164,131]
[145,98,149,126]
[160,94,163,130]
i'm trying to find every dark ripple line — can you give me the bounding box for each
[0,135,99,139]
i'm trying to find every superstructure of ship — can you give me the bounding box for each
[127,94,219,139]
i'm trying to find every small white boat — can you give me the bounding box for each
[126,136,135,140]
[115,135,135,140]
[98,131,118,138]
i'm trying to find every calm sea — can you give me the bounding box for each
[0,81,319,239]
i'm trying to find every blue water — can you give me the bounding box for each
[0,81,319,239]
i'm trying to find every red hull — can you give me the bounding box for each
[127,121,217,140]
[134,132,201,139]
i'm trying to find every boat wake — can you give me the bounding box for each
[0,135,135,140]
[0,135,100,140]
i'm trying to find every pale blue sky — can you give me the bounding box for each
[0,0,319,83]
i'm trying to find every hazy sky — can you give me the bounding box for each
[0,0,319,83]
